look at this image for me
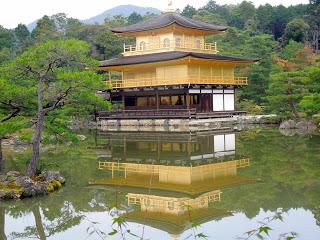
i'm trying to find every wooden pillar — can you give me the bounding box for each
[156,90,159,111]
[108,71,112,86]
[122,93,125,111]
[185,93,190,110]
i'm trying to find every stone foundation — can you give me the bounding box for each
[97,115,278,132]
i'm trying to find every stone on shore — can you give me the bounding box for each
[0,171,65,200]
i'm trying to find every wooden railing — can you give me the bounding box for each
[98,108,197,119]
[97,109,246,120]
[126,190,222,208]
[109,76,248,89]
[98,158,251,173]
[123,39,218,56]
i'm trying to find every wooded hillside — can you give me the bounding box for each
[0,0,319,119]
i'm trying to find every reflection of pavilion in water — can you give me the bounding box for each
[97,131,239,164]
[92,132,255,237]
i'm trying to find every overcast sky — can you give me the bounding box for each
[0,0,309,29]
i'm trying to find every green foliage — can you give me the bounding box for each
[182,5,197,18]
[299,93,320,116]
[0,26,14,50]
[280,40,304,60]
[127,12,143,25]
[31,15,57,43]
[236,99,262,114]
[193,10,227,26]
[283,18,310,44]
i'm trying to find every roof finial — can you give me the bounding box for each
[164,0,175,12]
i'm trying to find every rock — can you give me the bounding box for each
[6,171,21,177]
[77,135,87,141]
[279,120,296,129]
[0,189,22,199]
[279,128,296,136]
[15,176,48,197]
[40,171,65,184]
[296,120,317,131]
[312,114,320,127]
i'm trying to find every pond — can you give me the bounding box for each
[1,128,320,240]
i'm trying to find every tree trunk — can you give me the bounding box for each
[32,206,46,240]
[0,207,7,240]
[28,79,44,177]
[0,138,3,174]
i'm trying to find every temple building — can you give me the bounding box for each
[98,8,258,119]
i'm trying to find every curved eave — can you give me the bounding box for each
[112,22,227,35]
[123,208,231,235]
[111,12,227,35]
[89,176,258,196]
[99,51,260,71]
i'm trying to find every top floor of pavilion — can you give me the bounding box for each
[111,12,228,56]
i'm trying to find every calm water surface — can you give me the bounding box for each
[1,128,320,240]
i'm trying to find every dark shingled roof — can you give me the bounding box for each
[112,12,227,33]
[99,51,259,67]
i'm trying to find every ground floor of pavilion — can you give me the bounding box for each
[97,85,245,120]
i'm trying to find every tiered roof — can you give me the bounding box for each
[100,51,259,68]
[112,12,227,34]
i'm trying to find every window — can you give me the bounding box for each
[160,96,170,105]
[137,97,148,106]
[125,97,136,107]
[195,39,201,49]
[149,97,156,106]
[175,37,182,48]
[172,95,184,105]
[163,38,170,48]
[167,201,175,210]
[139,41,146,51]
[189,94,200,105]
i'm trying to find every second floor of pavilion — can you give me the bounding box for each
[100,52,258,89]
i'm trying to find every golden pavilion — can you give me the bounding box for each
[98,6,258,119]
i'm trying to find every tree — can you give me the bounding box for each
[306,0,320,52]
[203,0,219,12]
[0,75,32,172]
[65,18,83,39]
[104,15,127,28]
[256,4,275,34]
[2,39,109,176]
[0,26,14,50]
[283,18,310,44]
[14,24,30,46]
[31,16,57,43]
[13,24,31,54]
[127,12,143,25]
[193,10,227,26]
[265,44,316,118]
[0,48,11,64]
[299,65,320,116]
[181,5,197,18]
[229,1,256,29]
[142,12,158,21]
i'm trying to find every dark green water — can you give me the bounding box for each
[1,128,320,240]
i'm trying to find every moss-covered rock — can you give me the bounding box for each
[0,171,65,200]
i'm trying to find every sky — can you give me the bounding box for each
[0,0,310,29]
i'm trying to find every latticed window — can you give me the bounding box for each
[163,38,170,48]
[139,41,146,51]
[175,37,182,48]
[195,39,201,49]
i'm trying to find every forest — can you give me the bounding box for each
[0,1,319,119]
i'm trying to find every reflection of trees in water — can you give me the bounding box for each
[1,129,320,238]
[0,207,7,240]
[9,202,83,240]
